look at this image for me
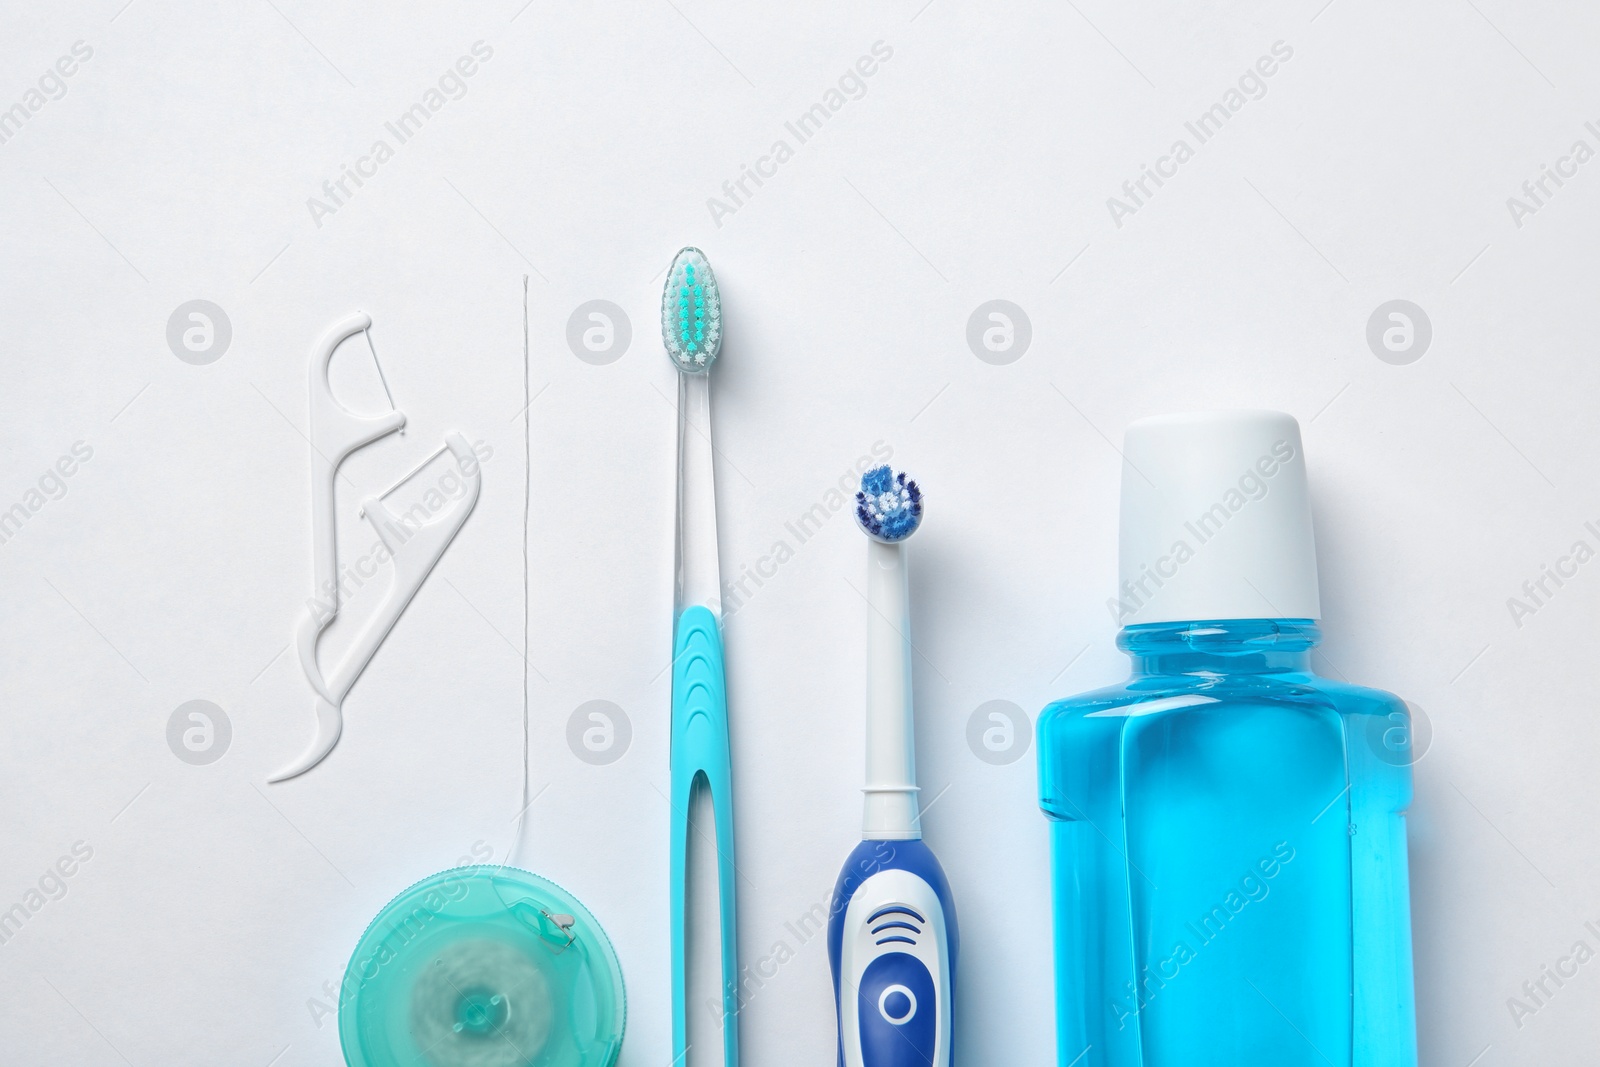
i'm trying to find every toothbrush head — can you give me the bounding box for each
[662,246,722,374]
[856,465,923,543]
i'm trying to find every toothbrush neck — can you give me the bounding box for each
[1119,618,1320,677]
[675,370,720,613]
[863,538,921,841]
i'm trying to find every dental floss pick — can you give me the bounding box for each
[295,312,405,707]
[272,433,480,782]
[271,313,480,782]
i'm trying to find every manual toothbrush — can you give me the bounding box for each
[664,247,740,1067]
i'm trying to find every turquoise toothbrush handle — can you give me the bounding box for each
[670,604,739,1067]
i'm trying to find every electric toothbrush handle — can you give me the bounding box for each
[670,604,739,1067]
[829,841,958,1067]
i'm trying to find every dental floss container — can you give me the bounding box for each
[338,866,625,1067]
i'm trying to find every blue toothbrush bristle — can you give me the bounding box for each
[855,466,923,542]
[661,247,722,373]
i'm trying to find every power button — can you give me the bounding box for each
[878,983,917,1025]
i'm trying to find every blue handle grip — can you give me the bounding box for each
[670,605,739,1067]
[828,839,958,1067]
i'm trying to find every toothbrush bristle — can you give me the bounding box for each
[855,466,923,542]
[661,247,722,373]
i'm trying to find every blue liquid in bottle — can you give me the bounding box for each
[1038,618,1416,1066]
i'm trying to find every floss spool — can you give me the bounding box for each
[338,867,624,1067]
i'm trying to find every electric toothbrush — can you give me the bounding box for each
[828,466,958,1067]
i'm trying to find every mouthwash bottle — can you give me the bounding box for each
[1038,410,1416,1067]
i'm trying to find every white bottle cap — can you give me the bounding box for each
[1115,410,1320,626]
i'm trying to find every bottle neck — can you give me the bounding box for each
[1117,618,1320,677]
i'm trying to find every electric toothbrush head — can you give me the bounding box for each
[855,465,923,543]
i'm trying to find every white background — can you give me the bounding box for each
[2,1,1598,1065]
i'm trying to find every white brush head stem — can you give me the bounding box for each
[859,467,922,840]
